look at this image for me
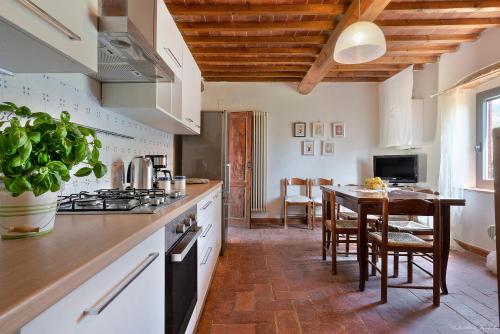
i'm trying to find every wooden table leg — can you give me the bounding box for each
[358,204,368,291]
[441,205,451,295]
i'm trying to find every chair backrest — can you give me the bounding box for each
[309,178,334,198]
[283,178,309,197]
[381,197,441,242]
[415,188,440,196]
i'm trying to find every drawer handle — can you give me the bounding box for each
[201,200,212,210]
[201,247,213,265]
[16,0,82,41]
[84,252,159,316]
[202,224,212,238]
[164,47,182,68]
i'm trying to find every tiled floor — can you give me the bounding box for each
[197,220,499,334]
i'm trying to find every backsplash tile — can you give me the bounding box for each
[0,73,173,195]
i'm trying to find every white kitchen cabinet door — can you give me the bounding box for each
[21,230,165,334]
[181,44,202,134]
[0,0,98,73]
[156,0,183,79]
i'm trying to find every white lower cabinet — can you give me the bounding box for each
[21,230,165,334]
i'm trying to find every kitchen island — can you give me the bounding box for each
[0,181,223,334]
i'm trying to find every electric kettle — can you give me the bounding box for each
[127,156,153,189]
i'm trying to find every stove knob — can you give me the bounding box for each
[182,218,192,227]
[176,223,186,234]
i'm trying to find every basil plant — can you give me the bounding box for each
[0,102,107,197]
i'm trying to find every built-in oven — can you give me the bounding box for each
[165,207,202,334]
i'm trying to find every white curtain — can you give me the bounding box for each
[438,88,473,244]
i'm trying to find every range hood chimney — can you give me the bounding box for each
[91,0,174,83]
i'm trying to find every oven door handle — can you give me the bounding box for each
[170,227,202,262]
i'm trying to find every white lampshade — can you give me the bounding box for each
[333,21,387,64]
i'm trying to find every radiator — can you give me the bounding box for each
[251,111,267,212]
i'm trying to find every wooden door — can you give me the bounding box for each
[227,112,253,226]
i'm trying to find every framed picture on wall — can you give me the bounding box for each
[322,140,334,155]
[302,140,315,155]
[293,122,306,137]
[313,122,325,138]
[333,122,345,137]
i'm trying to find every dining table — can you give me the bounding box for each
[321,185,466,294]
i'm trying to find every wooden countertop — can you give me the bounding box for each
[0,181,223,334]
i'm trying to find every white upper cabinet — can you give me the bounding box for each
[181,43,202,133]
[156,0,184,79]
[0,0,98,73]
[379,67,424,149]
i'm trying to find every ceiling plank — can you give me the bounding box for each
[386,33,479,43]
[191,47,320,56]
[203,72,306,78]
[167,4,346,16]
[185,36,329,46]
[330,64,409,71]
[298,0,393,94]
[376,18,500,29]
[200,65,311,72]
[326,71,398,77]
[366,56,439,64]
[196,57,315,65]
[178,21,335,33]
[385,0,500,13]
[205,77,301,82]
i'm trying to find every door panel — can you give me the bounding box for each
[227,112,252,225]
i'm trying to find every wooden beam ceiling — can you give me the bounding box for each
[167,4,346,16]
[376,18,500,29]
[190,47,320,56]
[168,1,500,17]
[298,0,393,94]
[196,57,316,65]
[177,21,335,33]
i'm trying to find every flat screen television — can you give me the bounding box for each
[373,155,418,184]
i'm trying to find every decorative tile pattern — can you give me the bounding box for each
[0,73,173,195]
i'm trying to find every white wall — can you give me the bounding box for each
[202,82,379,218]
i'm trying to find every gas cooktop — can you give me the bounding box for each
[57,189,187,214]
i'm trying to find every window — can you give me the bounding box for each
[476,87,500,189]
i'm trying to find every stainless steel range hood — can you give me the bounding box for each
[91,1,174,83]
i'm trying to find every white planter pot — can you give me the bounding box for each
[0,184,58,239]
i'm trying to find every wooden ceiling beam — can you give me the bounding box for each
[205,77,301,82]
[326,71,398,77]
[323,77,387,82]
[200,65,311,72]
[196,57,315,65]
[178,21,335,33]
[386,33,479,43]
[330,64,408,71]
[385,0,500,13]
[185,36,329,46]
[376,18,500,29]
[167,4,346,16]
[203,72,306,78]
[298,0,393,94]
[366,56,439,64]
[191,47,320,56]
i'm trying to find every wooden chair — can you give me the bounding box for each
[283,178,311,229]
[322,191,360,274]
[368,197,441,306]
[385,189,440,277]
[309,178,334,230]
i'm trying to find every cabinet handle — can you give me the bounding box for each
[164,47,182,68]
[84,252,159,316]
[202,224,212,238]
[201,200,212,210]
[16,0,82,41]
[201,247,213,265]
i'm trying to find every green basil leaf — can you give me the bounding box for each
[29,132,41,143]
[54,124,67,139]
[37,152,49,165]
[75,142,86,162]
[60,111,71,122]
[74,167,92,177]
[8,128,28,148]
[91,147,99,162]
[93,162,107,178]
[18,141,32,163]
[15,106,31,117]
[49,172,62,192]
[93,139,102,148]
[8,176,32,194]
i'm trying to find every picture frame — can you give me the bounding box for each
[322,140,334,155]
[293,122,306,137]
[302,140,315,155]
[312,121,325,138]
[333,122,345,138]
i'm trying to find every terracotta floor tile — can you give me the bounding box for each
[235,291,256,312]
[196,222,499,334]
[275,310,302,334]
